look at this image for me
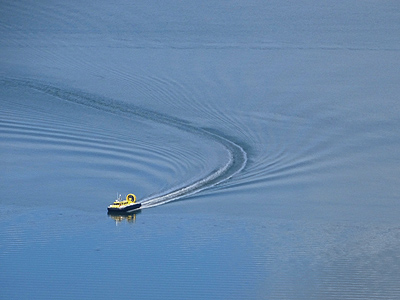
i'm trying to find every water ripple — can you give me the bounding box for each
[1,78,247,208]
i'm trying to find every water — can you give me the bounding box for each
[1,1,400,299]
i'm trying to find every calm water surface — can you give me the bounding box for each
[1,1,400,299]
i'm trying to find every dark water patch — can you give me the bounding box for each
[2,206,400,300]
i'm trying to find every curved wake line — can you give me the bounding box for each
[141,130,246,208]
[141,153,233,208]
[2,78,247,208]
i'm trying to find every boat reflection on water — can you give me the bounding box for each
[107,210,142,225]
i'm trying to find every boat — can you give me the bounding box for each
[107,193,142,213]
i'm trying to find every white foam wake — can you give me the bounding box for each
[141,141,238,208]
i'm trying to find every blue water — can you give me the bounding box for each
[1,1,400,299]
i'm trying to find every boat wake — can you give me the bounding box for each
[3,78,247,208]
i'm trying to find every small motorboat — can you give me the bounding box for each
[107,193,141,213]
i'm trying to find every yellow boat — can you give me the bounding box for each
[107,193,141,213]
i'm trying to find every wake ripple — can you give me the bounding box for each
[3,78,247,208]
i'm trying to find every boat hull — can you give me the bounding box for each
[107,203,142,213]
